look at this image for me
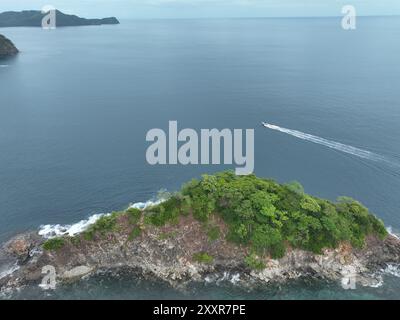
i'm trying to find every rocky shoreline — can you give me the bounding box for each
[1,214,400,295]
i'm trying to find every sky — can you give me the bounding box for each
[1,0,400,19]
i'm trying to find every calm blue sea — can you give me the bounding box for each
[1,17,400,299]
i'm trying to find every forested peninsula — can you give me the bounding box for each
[1,171,399,293]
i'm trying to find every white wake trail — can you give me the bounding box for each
[262,122,388,163]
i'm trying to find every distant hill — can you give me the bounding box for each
[0,10,119,27]
[0,34,18,57]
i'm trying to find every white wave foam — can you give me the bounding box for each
[0,263,19,280]
[38,213,106,239]
[0,65,9,68]
[230,273,241,285]
[38,199,163,239]
[386,226,400,240]
[368,275,384,288]
[128,199,163,210]
[206,272,242,286]
[382,264,400,278]
[262,123,388,163]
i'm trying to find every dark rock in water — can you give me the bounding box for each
[0,34,18,57]
[0,10,119,28]
[4,233,41,263]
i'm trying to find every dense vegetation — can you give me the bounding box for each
[43,237,65,251]
[143,171,387,259]
[43,171,387,265]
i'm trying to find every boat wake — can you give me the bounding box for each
[262,122,397,166]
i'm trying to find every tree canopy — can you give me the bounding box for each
[144,171,387,259]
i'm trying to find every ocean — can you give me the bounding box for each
[1,17,400,299]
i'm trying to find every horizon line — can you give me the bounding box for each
[1,10,400,21]
[118,14,400,21]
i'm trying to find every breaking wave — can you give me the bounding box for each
[382,264,400,278]
[205,272,242,285]
[38,199,163,239]
[0,263,19,280]
[387,226,400,240]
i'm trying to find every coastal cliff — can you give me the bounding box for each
[1,171,399,294]
[0,34,18,57]
[0,10,119,27]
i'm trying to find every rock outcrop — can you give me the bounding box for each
[0,34,18,57]
[1,215,400,294]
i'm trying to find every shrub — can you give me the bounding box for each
[144,197,181,226]
[70,236,81,246]
[128,227,142,241]
[207,225,220,241]
[43,237,65,251]
[126,208,142,225]
[83,230,95,241]
[158,231,178,240]
[300,196,321,213]
[251,225,286,259]
[83,212,119,240]
[245,253,266,271]
[193,252,214,264]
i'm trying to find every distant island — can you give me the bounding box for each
[1,171,399,293]
[0,34,18,57]
[0,10,119,27]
